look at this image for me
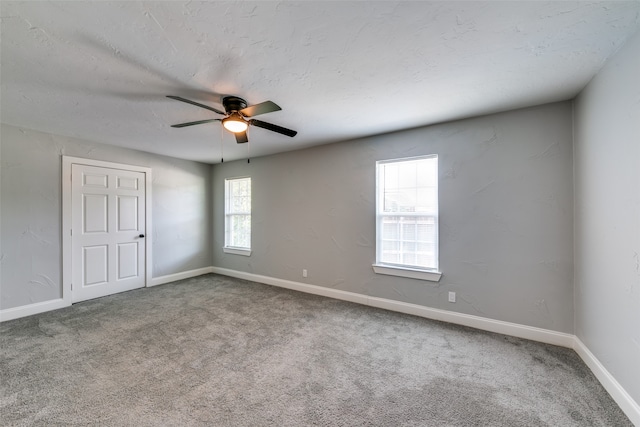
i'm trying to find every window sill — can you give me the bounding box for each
[223,247,252,257]
[372,264,442,282]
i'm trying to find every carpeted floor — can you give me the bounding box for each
[0,274,632,426]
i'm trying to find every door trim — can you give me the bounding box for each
[62,156,152,305]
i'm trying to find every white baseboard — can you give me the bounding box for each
[367,296,575,347]
[149,266,214,287]
[573,338,640,426]
[0,298,70,322]
[209,266,574,348]
[210,267,370,305]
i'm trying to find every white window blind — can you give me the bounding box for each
[225,177,251,250]
[376,155,438,271]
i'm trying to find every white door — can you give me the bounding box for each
[72,164,146,303]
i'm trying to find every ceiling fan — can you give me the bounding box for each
[166,95,297,144]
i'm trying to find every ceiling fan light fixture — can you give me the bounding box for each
[222,113,248,133]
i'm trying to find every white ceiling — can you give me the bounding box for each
[2,1,639,164]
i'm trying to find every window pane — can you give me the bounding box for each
[384,164,398,189]
[417,223,435,241]
[398,163,417,189]
[402,241,416,253]
[384,189,419,212]
[383,191,402,212]
[403,222,417,238]
[231,195,250,213]
[382,221,399,240]
[416,188,436,213]
[382,240,399,252]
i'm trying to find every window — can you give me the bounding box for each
[374,155,441,281]
[224,177,251,256]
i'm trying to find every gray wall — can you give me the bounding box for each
[574,31,640,404]
[0,124,212,310]
[213,102,575,333]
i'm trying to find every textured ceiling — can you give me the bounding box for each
[1,1,639,163]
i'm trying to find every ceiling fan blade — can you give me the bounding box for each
[250,119,297,137]
[171,119,220,128]
[240,100,281,118]
[166,96,225,115]
[235,131,249,144]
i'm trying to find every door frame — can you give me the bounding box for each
[62,156,153,305]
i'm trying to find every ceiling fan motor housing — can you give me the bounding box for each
[223,96,248,114]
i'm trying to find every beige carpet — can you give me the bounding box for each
[0,274,632,426]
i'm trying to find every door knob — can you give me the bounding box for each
[139,234,145,238]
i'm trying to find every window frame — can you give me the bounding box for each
[224,176,252,256]
[373,155,442,282]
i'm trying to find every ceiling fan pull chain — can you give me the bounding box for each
[247,138,251,164]
[220,124,224,163]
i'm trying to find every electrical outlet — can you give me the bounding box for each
[303,269,308,278]
[448,291,456,303]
